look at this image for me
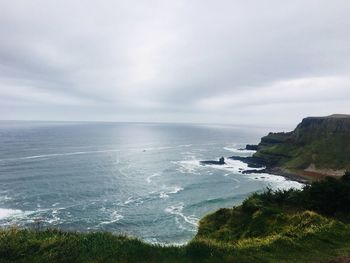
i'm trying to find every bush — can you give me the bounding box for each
[250,171,350,219]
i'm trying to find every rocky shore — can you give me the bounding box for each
[201,114,350,184]
[229,150,310,184]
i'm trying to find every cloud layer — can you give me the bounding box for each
[1,0,349,126]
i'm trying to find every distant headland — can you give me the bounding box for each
[231,114,350,182]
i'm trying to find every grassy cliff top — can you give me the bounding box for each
[253,114,350,175]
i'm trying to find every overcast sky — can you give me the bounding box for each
[0,0,349,126]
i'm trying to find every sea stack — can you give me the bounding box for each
[200,156,226,165]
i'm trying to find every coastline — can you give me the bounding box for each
[263,167,311,184]
[239,161,346,184]
[236,115,350,184]
[228,155,311,184]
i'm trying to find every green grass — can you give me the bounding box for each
[195,203,350,263]
[253,117,350,170]
[2,214,349,263]
[2,176,350,263]
[255,134,350,170]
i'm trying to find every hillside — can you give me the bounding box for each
[2,173,350,263]
[195,173,350,263]
[251,114,350,179]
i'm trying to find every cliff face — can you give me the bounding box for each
[253,114,350,174]
[292,115,350,144]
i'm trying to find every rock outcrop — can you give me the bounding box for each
[200,157,225,165]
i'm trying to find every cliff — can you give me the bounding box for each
[252,114,350,178]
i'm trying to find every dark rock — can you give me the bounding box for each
[200,157,226,165]
[242,169,267,174]
[230,154,310,184]
[245,144,258,151]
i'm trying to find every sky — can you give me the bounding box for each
[0,0,349,126]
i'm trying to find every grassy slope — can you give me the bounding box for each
[2,212,349,263]
[195,203,350,263]
[195,175,350,262]
[0,229,187,263]
[253,116,350,171]
[254,134,350,170]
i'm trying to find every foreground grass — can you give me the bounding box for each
[0,229,186,263]
[194,207,350,263]
[1,219,350,263]
[2,176,350,263]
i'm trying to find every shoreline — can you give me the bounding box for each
[229,155,311,184]
[263,167,311,184]
[232,155,345,184]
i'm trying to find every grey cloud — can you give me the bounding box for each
[0,0,349,124]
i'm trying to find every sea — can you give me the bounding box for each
[0,121,303,244]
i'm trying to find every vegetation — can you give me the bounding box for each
[2,173,350,262]
[253,115,350,170]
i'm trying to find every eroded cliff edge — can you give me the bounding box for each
[232,114,350,181]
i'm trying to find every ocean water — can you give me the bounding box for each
[0,121,302,244]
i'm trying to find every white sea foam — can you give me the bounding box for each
[159,186,184,199]
[176,157,249,175]
[124,196,143,205]
[206,158,303,189]
[0,149,122,162]
[223,146,256,155]
[0,208,23,219]
[146,173,161,184]
[175,156,303,191]
[165,203,198,230]
[99,211,124,225]
[168,186,184,194]
[46,208,64,224]
[174,160,202,175]
[246,172,304,190]
[159,192,169,199]
[209,158,250,173]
